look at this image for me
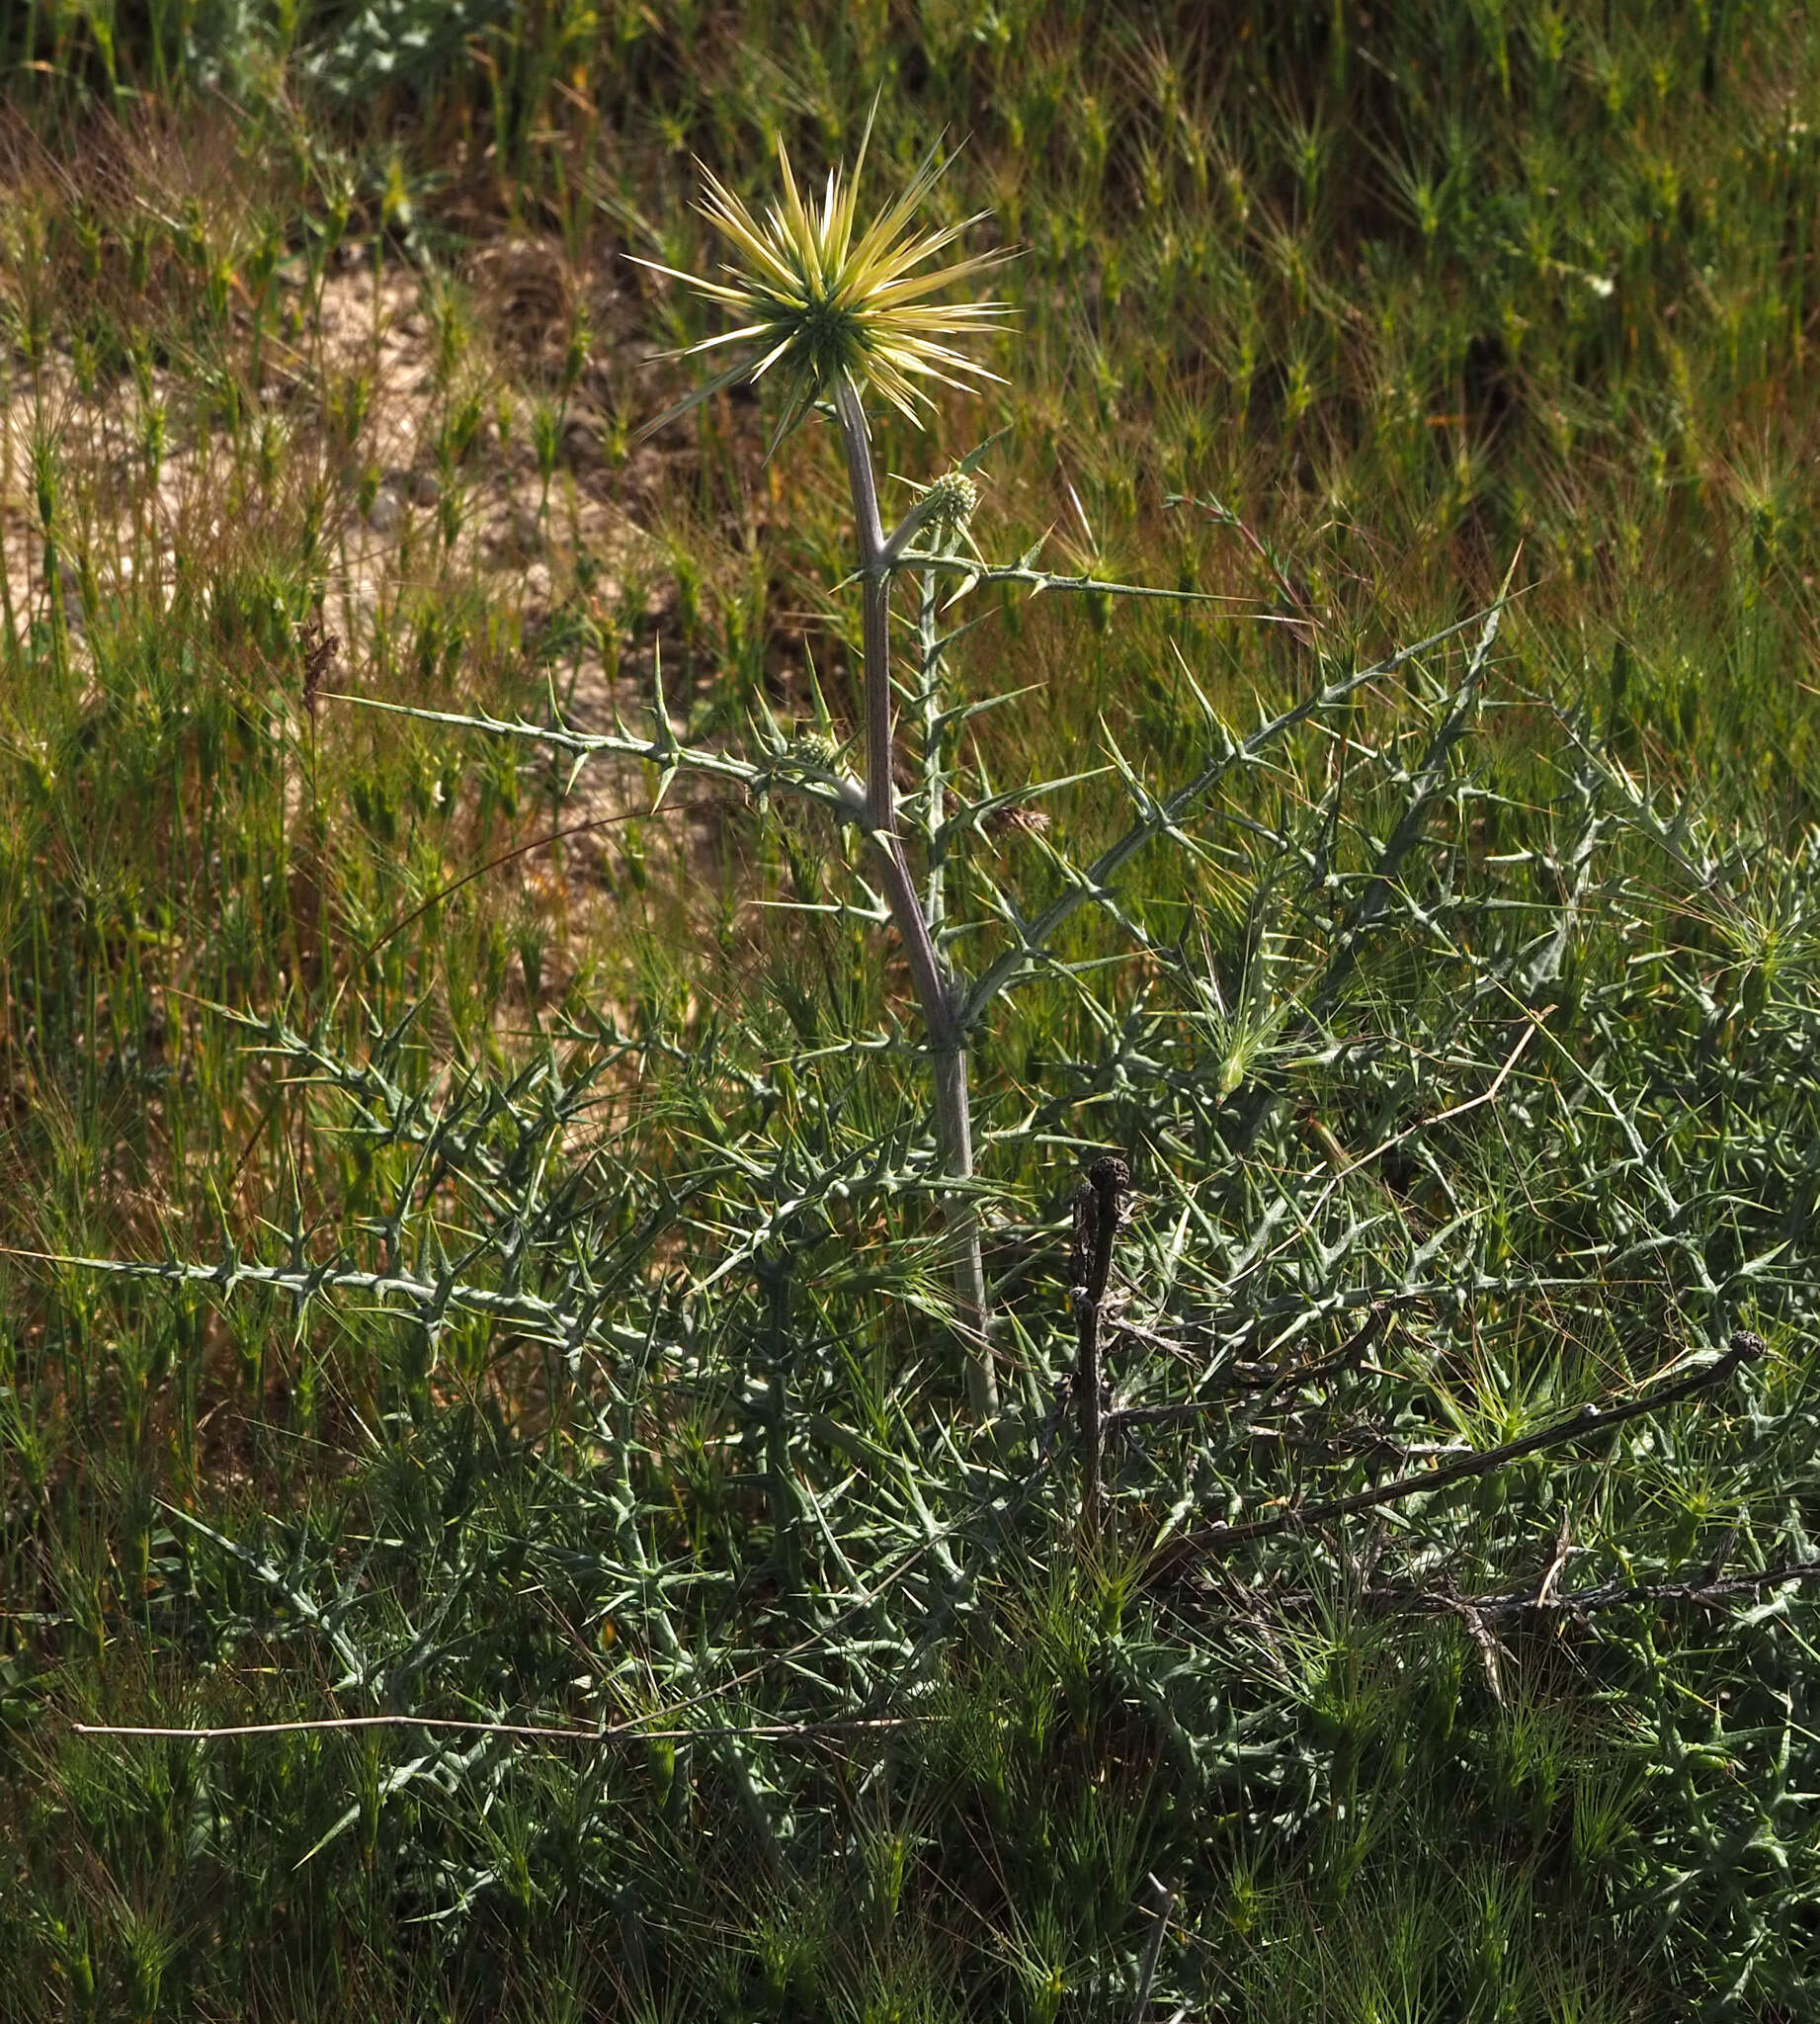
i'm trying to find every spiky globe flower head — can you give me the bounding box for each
[632,111,1011,451]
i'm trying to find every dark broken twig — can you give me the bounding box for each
[1108,1303,1391,1432]
[1158,1329,1767,1566]
[1368,1552,1820,1627]
[1073,1154,1129,1536]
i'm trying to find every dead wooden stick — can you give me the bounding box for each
[1370,1552,1820,1626]
[1073,1154,1129,1538]
[1161,1329,1766,1562]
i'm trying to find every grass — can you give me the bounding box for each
[5,2,1820,2018]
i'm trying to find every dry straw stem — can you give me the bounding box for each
[72,1713,925,1747]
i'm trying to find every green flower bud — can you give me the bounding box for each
[920,468,979,547]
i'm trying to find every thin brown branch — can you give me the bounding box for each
[1371,1555,1820,1626]
[1110,1304,1390,1431]
[1159,1330,1766,1562]
[1074,1154,1129,1535]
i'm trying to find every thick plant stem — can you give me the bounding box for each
[832,378,996,1414]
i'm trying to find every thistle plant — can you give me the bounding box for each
[362,127,1503,1416]
[628,116,1012,1405]
[25,24,1820,2015]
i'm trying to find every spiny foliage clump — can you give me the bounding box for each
[3,5,1820,2022]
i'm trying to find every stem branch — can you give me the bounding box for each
[833,376,995,1411]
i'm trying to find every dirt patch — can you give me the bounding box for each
[0,231,717,832]
[0,145,811,1048]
